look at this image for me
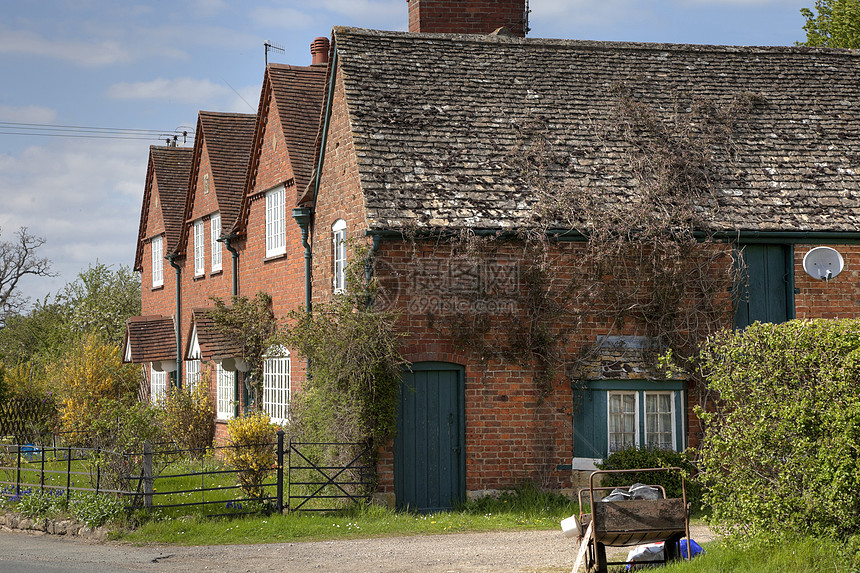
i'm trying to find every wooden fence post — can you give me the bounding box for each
[276,430,284,513]
[143,440,153,510]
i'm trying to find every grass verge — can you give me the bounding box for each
[118,487,579,545]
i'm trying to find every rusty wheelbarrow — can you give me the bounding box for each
[568,468,692,573]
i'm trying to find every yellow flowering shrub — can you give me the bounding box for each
[225,411,277,499]
[56,333,140,445]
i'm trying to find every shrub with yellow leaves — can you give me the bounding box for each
[224,411,277,499]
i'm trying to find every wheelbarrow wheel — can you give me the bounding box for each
[586,540,607,573]
[594,542,607,573]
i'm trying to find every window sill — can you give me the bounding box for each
[210,269,223,276]
[264,252,287,263]
[193,273,206,281]
[151,285,164,291]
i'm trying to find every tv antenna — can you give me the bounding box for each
[264,41,285,66]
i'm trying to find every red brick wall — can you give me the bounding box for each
[311,69,369,305]
[239,85,310,413]
[794,244,860,319]
[407,0,527,37]
[140,179,180,392]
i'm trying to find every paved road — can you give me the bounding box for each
[0,526,716,573]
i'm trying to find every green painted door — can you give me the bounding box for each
[734,244,793,329]
[395,362,465,512]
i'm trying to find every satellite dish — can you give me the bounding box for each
[802,247,844,281]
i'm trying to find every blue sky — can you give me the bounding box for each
[0,0,812,307]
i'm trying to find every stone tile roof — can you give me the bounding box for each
[133,146,192,271]
[332,27,860,233]
[124,315,176,363]
[176,112,256,257]
[235,64,327,234]
[188,308,243,362]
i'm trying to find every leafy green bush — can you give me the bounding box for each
[16,488,66,518]
[595,446,702,508]
[696,318,860,539]
[69,491,129,528]
[225,412,277,499]
[161,381,215,455]
[9,488,128,529]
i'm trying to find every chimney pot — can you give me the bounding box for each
[311,37,330,66]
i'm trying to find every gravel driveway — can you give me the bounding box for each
[0,526,715,573]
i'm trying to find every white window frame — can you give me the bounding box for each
[150,365,167,404]
[210,212,222,272]
[265,186,286,258]
[607,391,638,454]
[262,347,291,425]
[185,359,201,392]
[151,235,163,288]
[216,363,234,420]
[644,391,676,450]
[332,219,347,293]
[193,219,205,276]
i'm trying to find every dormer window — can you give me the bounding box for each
[265,186,286,258]
[151,234,163,288]
[211,212,222,272]
[332,219,347,293]
[193,219,205,276]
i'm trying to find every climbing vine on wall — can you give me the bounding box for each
[402,86,763,394]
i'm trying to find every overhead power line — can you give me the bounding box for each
[0,121,195,143]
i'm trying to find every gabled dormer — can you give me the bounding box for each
[134,145,192,293]
[175,111,256,279]
[233,50,328,240]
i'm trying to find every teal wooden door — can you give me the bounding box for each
[395,363,465,512]
[735,244,793,329]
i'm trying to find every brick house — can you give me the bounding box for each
[128,0,860,511]
[127,46,328,441]
[303,10,860,509]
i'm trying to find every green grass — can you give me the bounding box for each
[118,487,579,545]
[656,535,855,573]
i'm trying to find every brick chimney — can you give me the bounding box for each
[310,36,330,66]
[407,0,528,37]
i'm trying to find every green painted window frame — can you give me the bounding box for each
[573,380,686,468]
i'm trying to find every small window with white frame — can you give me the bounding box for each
[210,212,222,272]
[216,363,234,419]
[608,391,637,453]
[644,392,675,450]
[193,219,205,276]
[150,364,167,404]
[332,219,347,293]
[151,235,163,288]
[262,346,290,425]
[265,186,286,258]
[185,359,201,392]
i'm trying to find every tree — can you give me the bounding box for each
[799,0,860,48]
[58,262,141,346]
[209,292,280,407]
[0,226,54,327]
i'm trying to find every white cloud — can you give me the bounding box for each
[106,78,232,104]
[0,27,133,67]
[0,139,148,303]
[249,6,316,29]
[0,106,58,124]
[192,0,230,17]
[321,0,403,21]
